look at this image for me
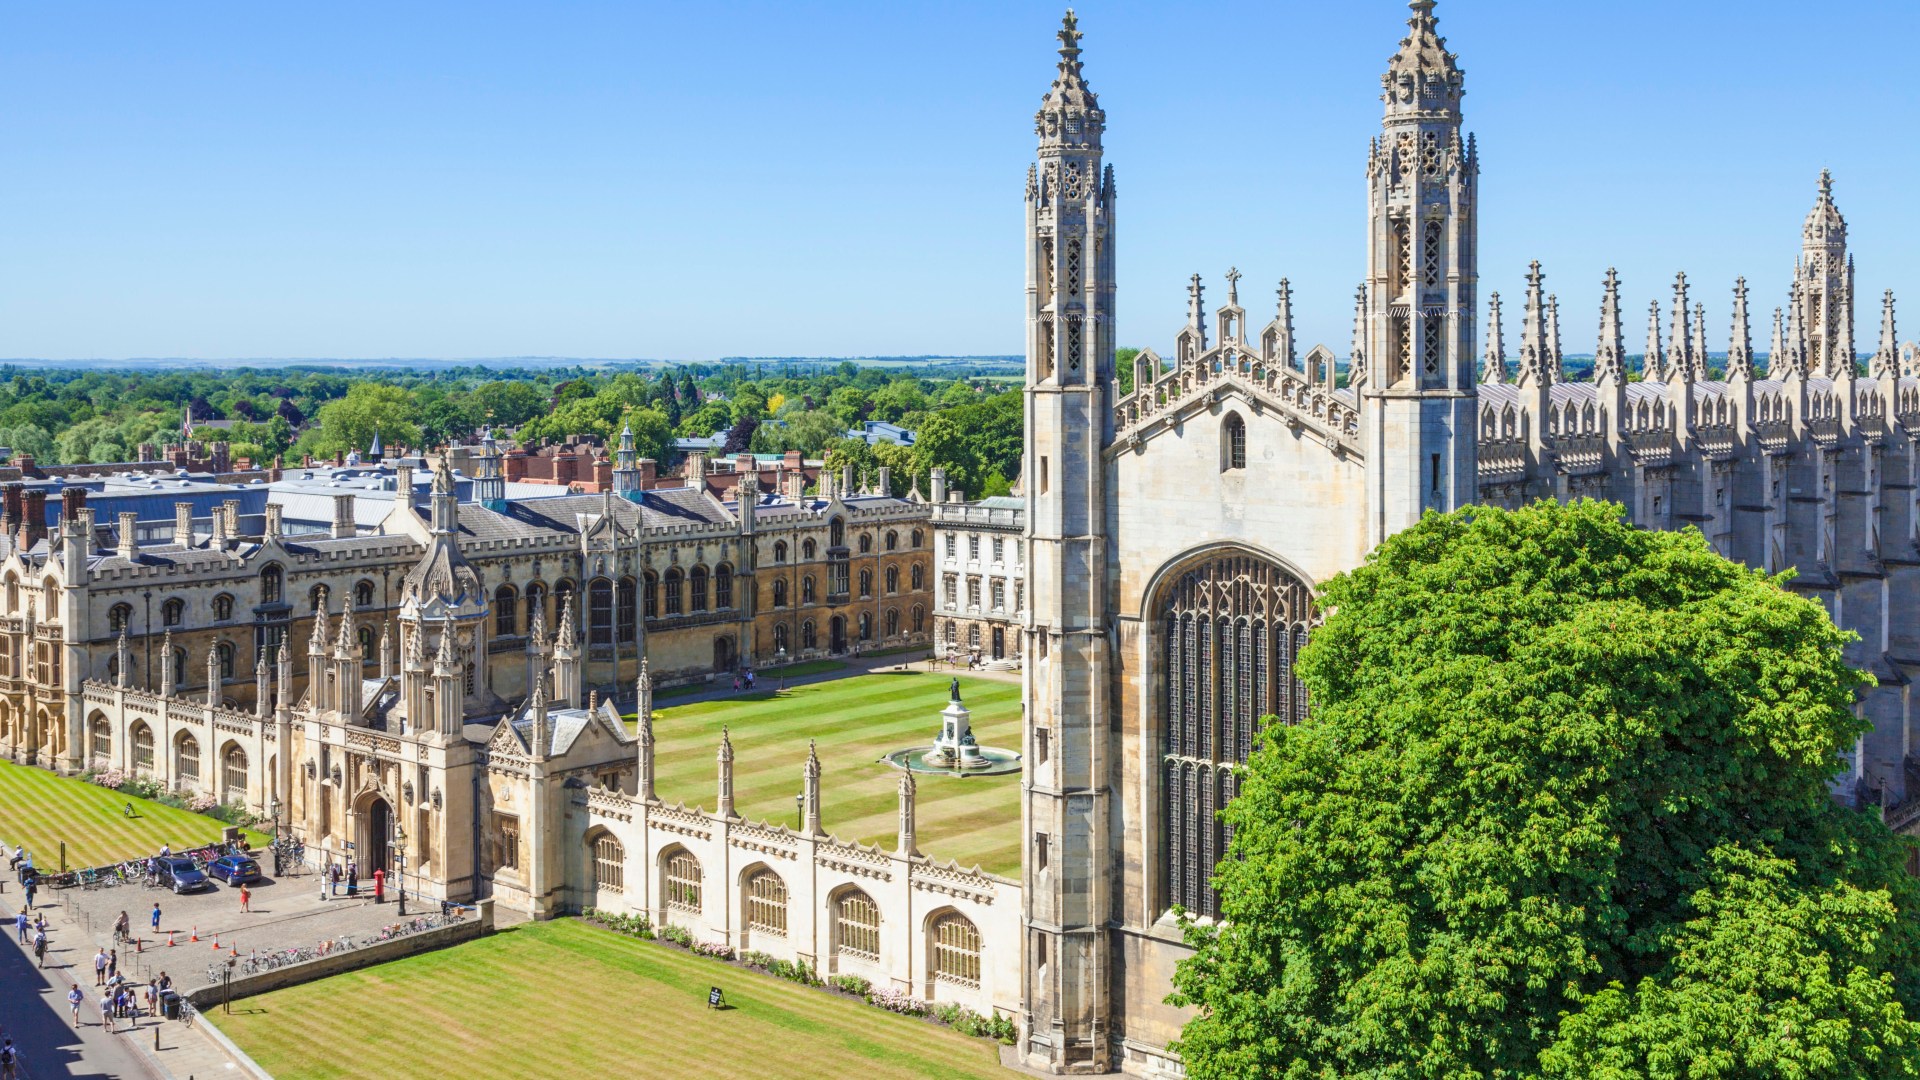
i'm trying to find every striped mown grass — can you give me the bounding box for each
[0,760,267,869]
[648,672,1021,876]
[215,918,1013,1080]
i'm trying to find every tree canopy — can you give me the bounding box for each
[1169,499,1920,1079]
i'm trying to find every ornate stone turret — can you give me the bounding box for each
[160,629,176,696]
[307,594,331,715]
[1643,300,1665,382]
[204,641,221,708]
[524,658,549,762]
[255,645,270,717]
[1870,290,1899,380]
[716,727,735,819]
[801,738,821,835]
[115,628,130,689]
[896,769,918,857]
[432,620,461,736]
[1517,264,1550,388]
[1797,170,1854,378]
[635,660,656,802]
[612,421,642,496]
[378,622,392,681]
[333,600,363,720]
[1481,292,1505,384]
[1727,278,1755,382]
[1666,272,1696,385]
[523,601,548,702]
[1594,270,1627,385]
[552,594,580,709]
[1264,278,1297,371]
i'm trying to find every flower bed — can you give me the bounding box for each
[83,769,261,827]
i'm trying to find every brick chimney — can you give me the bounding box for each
[2,484,22,538]
[20,490,47,551]
[174,502,194,547]
[638,458,657,488]
[593,455,612,488]
[734,453,755,475]
[60,486,86,532]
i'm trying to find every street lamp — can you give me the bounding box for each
[392,818,407,916]
[775,647,788,692]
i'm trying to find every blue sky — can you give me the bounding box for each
[2,1,1915,362]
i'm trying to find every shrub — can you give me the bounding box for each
[89,767,130,790]
[828,974,871,997]
[186,793,220,813]
[659,923,694,948]
[115,777,167,801]
[690,940,735,961]
[867,986,927,1016]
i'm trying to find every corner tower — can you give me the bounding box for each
[1796,170,1855,378]
[1362,0,1479,544]
[1020,9,1116,1073]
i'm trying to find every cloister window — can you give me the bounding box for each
[89,716,110,766]
[495,585,518,636]
[665,852,702,913]
[176,734,200,784]
[131,724,154,776]
[932,914,982,987]
[746,869,788,937]
[221,744,248,804]
[836,890,881,961]
[592,834,624,892]
[161,598,184,627]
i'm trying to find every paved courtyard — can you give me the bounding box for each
[36,859,436,992]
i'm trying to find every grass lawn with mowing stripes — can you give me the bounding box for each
[647,672,1020,876]
[215,918,1014,1080]
[0,760,268,869]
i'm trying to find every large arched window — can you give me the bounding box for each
[221,744,248,804]
[1222,413,1247,471]
[591,832,624,892]
[131,722,154,777]
[664,850,701,913]
[1161,552,1312,919]
[495,585,519,636]
[212,594,234,622]
[662,569,683,616]
[714,565,732,610]
[746,868,787,938]
[616,578,637,642]
[260,564,283,604]
[642,572,658,620]
[931,913,981,987]
[176,733,200,785]
[588,578,614,645]
[835,889,880,961]
[354,580,375,609]
[89,715,111,766]
[689,566,709,613]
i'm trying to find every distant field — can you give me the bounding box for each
[0,760,268,869]
[215,919,1014,1080]
[647,672,1022,876]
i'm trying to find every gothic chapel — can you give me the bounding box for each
[1019,3,1920,1074]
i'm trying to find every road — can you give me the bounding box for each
[0,894,164,1080]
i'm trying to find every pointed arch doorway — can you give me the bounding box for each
[362,796,393,874]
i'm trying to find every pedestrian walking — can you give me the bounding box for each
[66,984,84,1025]
[22,878,34,910]
[0,1036,17,1079]
[13,909,26,945]
[150,901,161,935]
[93,947,107,986]
[98,988,113,1033]
[32,928,47,967]
[114,909,130,942]
[239,883,251,913]
[107,948,117,980]
[329,862,341,896]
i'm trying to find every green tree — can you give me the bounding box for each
[469,380,546,428]
[1115,346,1141,396]
[1169,499,1920,1079]
[871,377,928,423]
[311,384,422,457]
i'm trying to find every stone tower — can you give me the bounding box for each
[1020,9,1116,1074]
[1795,170,1855,378]
[1362,0,1479,544]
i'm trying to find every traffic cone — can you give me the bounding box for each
[167,930,174,947]
[189,926,198,942]
[210,931,219,950]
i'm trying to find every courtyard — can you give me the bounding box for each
[0,757,268,869]
[646,670,1022,876]
[215,917,1014,1080]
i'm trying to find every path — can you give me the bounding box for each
[0,895,164,1080]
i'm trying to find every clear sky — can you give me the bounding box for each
[2,1,1915,363]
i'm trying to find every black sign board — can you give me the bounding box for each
[707,986,725,1010]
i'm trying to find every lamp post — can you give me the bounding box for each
[393,818,407,916]
[775,647,788,692]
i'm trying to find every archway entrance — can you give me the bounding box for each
[713,635,735,675]
[991,627,1005,661]
[830,616,847,654]
[364,797,393,874]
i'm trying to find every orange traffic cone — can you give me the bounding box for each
[167,930,175,947]
[210,931,219,950]
[189,926,198,942]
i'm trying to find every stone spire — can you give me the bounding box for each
[801,739,822,835]
[1692,301,1710,379]
[1273,279,1297,370]
[308,594,330,656]
[1349,283,1369,390]
[1665,273,1694,382]
[406,618,426,668]
[1383,0,1464,121]
[1481,292,1505,384]
[896,769,918,857]
[1871,290,1899,380]
[1516,262,1551,388]
[1186,274,1205,338]
[205,640,221,707]
[1644,300,1664,382]
[160,629,176,696]
[378,621,392,680]
[1547,294,1564,380]
[433,620,458,678]
[1768,307,1788,379]
[635,660,656,802]
[525,661,549,761]
[276,642,292,707]
[1039,9,1099,121]
[1781,282,1811,380]
[552,593,580,709]
[716,727,735,819]
[1593,270,1627,385]
[255,645,270,717]
[1727,278,1755,381]
[334,599,357,659]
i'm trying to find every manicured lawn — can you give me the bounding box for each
[0,760,268,869]
[216,918,1013,1080]
[656,659,850,699]
[648,672,1021,877]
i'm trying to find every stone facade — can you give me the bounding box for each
[1020,4,1920,1075]
[930,480,1026,665]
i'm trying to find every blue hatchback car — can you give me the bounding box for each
[207,854,262,885]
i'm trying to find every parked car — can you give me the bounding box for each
[207,854,261,885]
[156,857,210,894]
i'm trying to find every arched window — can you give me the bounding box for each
[495,585,519,636]
[836,890,880,961]
[801,620,817,651]
[911,529,923,548]
[912,605,925,634]
[3,573,16,611]
[642,572,658,620]
[109,603,133,633]
[588,579,614,645]
[161,598,184,627]
[885,608,899,637]
[714,565,732,610]
[216,642,235,680]
[802,539,817,561]
[885,530,898,552]
[354,580,375,608]
[911,565,925,590]
[176,733,199,784]
[859,612,872,641]
[171,648,187,688]
[89,715,111,766]
[221,744,248,804]
[801,575,816,605]
[664,851,702,913]
[131,723,154,777]
[662,569,683,616]
[773,623,790,653]
[617,578,637,642]
[524,582,546,632]
[260,565,283,604]
[931,913,981,987]
[212,594,234,621]
[1161,553,1312,920]
[772,579,788,608]
[858,568,872,599]
[357,626,374,657]
[885,566,898,594]
[1222,413,1247,471]
[773,540,788,564]
[689,566,709,612]
[829,518,845,549]
[591,833,624,892]
[858,533,873,554]
[746,869,788,937]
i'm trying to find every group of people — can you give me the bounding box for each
[730,669,759,691]
[64,969,172,1032]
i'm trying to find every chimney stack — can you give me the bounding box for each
[19,490,47,552]
[877,466,891,497]
[117,511,138,559]
[332,493,356,539]
[394,465,415,506]
[223,500,241,540]
[264,501,283,538]
[1,484,21,538]
[174,502,194,548]
[786,471,806,501]
[60,485,86,528]
[929,468,948,505]
[687,452,709,491]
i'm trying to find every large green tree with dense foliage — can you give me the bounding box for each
[1169,499,1920,1079]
